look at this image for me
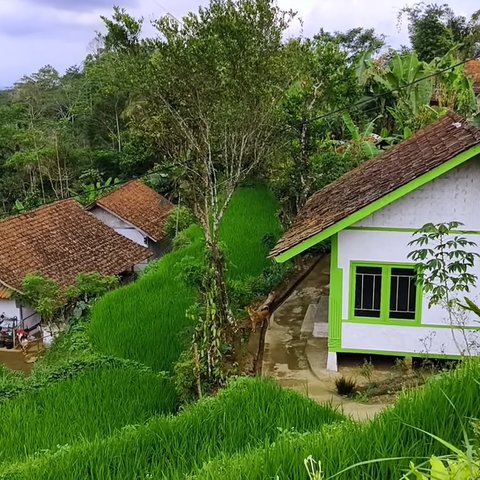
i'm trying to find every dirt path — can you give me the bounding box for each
[262,256,390,421]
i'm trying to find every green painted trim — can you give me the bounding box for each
[341,318,480,330]
[334,347,466,361]
[348,261,422,326]
[274,144,480,263]
[328,234,342,350]
[346,226,480,235]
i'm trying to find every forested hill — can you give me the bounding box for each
[0,0,478,218]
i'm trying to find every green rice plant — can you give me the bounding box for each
[88,184,281,372]
[191,360,480,479]
[220,184,282,280]
[88,225,203,371]
[0,378,344,479]
[0,366,177,465]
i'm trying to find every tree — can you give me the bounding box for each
[277,36,359,214]
[122,0,293,385]
[399,3,480,62]
[314,27,386,61]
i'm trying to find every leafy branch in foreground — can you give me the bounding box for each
[408,221,480,355]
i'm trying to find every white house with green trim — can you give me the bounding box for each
[271,113,480,370]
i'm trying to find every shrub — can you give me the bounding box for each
[334,376,357,396]
[164,206,195,239]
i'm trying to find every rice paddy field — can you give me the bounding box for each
[0,367,177,465]
[3,363,480,479]
[88,184,282,371]
[0,378,343,479]
[194,361,480,479]
[1,183,478,480]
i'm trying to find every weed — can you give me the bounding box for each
[335,376,357,396]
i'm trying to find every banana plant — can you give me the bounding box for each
[340,112,382,160]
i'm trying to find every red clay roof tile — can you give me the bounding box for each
[0,199,151,292]
[93,180,174,242]
[271,112,480,259]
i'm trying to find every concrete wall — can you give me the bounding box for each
[90,206,148,248]
[0,300,20,320]
[0,300,41,332]
[336,156,480,357]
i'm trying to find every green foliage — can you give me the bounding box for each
[0,377,344,479]
[89,185,282,372]
[0,367,176,465]
[408,221,480,307]
[20,272,121,325]
[20,274,65,322]
[399,3,480,62]
[163,206,195,240]
[75,176,120,205]
[220,185,282,280]
[89,224,203,371]
[190,360,480,479]
[66,272,119,302]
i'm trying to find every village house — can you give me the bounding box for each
[88,180,174,267]
[271,112,480,371]
[465,59,480,100]
[0,199,150,345]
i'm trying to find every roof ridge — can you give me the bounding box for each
[0,198,77,225]
[273,112,480,260]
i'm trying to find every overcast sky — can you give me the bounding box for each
[0,0,478,87]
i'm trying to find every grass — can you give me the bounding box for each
[88,184,281,372]
[220,184,282,280]
[0,378,344,479]
[193,360,480,479]
[0,366,177,465]
[89,224,203,372]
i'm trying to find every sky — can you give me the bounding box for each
[0,0,478,87]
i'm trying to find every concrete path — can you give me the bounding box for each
[263,256,388,421]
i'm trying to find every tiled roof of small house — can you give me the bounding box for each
[271,112,480,259]
[93,180,174,242]
[0,199,151,292]
[0,286,12,299]
[465,60,480,94]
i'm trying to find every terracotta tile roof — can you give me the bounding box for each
[465,60,480,95]
[93,180,174,242]
[0,199,151,292]
[0,286,12,299]
[271,112,480,259]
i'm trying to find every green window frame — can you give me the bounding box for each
[348,262,422,325]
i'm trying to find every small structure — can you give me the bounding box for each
[271,113,480,370]
[89,180,174,267]
[0,199,150,342]
[465,59,480,97]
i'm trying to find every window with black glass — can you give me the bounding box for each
[389,268,417,319]
[354,266,382,318]
[352,264,419,321]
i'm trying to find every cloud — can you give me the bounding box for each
[1,0,479,87]
[24,0,139,12]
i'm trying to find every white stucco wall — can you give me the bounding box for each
[342,323,480,356]
[338,229,480,328]
[90,206,148,248]
[336,156,480,357]
[356,157,480,230]
[0,301,41,331]
[0,300,20,320]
